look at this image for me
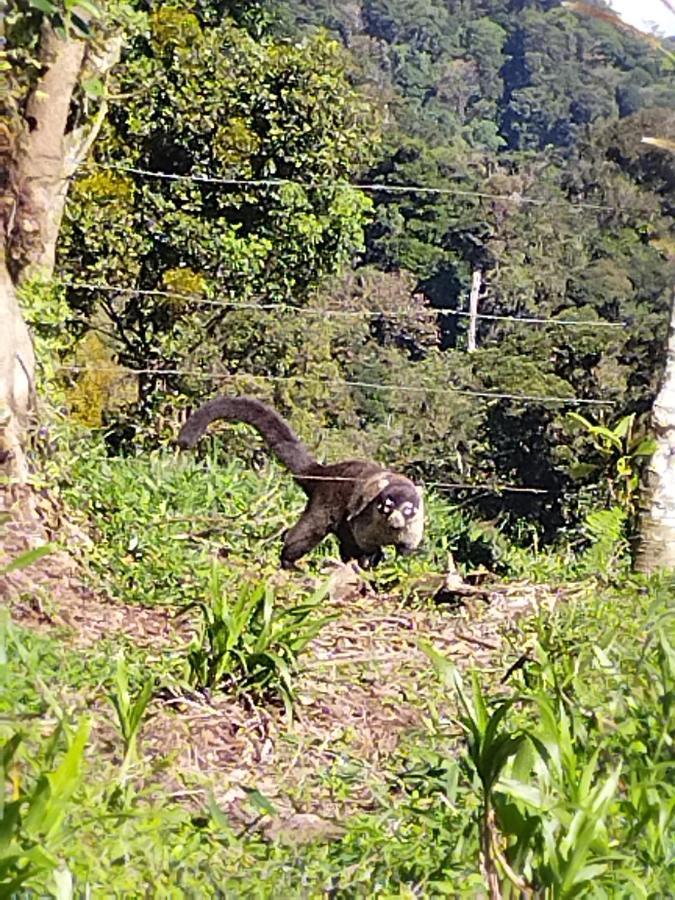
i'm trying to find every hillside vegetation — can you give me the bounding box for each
[1,0,674,895]
[3,437,674,895]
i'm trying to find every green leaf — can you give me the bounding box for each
[2,544,54,575]
[207,792,231,830]
[498,776,550,811]
[632,438,657,457]
[28,0,58,13]
[24,719,90,839]
[242,786,277,817]
[69,0,100,14]
[81,77,105,99]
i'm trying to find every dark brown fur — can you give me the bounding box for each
[177,396,424,568]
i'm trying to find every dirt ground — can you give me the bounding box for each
[2,489,567,840]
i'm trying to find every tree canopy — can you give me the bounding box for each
[46,0,675,537]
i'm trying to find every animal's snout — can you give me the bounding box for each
[387,509,406,530]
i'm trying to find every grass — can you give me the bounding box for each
[1,436,672,895]
[3,573,673,896]
[185,566,336,715]
[48,431,501,608]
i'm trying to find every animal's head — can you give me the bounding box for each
[349,472,424,536]
[375,478,423,532]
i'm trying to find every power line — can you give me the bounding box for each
[107,461,551,494]
[98,455,550,494]
[56,364,614,406]
[94,161,621,213]
[447,309,626,328]
[276,474,549,494]
[60,280,628,329]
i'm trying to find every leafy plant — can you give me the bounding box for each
[420,645,527,897]
[497,697,623,898]
[419,572,675,897]
[186,567,334,717]
[577,504,629,577]
[52,437,297,607]
[0,720,90,895]
[568,412,656,516]
[107,654,154,782]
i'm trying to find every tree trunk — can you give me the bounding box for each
[634,288,675,572]
[0,258,35,481]
[0,21,120,483]
[7,22,86,282]
[0,22,85,483]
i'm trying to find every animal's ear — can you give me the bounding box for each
[346,474,390,521]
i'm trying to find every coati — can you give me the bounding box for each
[177,396,424,569]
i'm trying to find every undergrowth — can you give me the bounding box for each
[47,432,490,607]
[2,434,671,895]
[2,539,673,895]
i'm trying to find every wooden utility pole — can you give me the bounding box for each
[467,269,482,353]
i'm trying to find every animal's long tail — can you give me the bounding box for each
[177,395,317,475]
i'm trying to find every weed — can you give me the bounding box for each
[186,567,335,716]
[107,654,154,782]
[0,720,90,894]
[415,576,674,897]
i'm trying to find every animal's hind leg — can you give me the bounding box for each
[280,503,333,569]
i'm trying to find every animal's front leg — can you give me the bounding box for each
[280,504,333,569]
[357,548,384,569]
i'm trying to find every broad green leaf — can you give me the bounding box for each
[28,0,58,12]
[498,777,550,811]
[24,719,90,839]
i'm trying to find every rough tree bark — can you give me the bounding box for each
[634,288,675,572]
[7,24,86,282]
[0,19,120,482]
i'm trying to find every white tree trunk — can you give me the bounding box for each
[634,288,675,572]
[0,258,35,481]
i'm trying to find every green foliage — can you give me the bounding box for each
[568,411,656,516]
[18,279,78,408]
[52,434,301,606]
[186,568,334,715]
[413,576,675,896]
[0,603,91,896]
[223,0,673,540]
[578,505,629,577]
[0,720,90,895]
[0,622,228,896]
[24,0,101,37]
[59,10,377,410]
[3,430,674,894]
[5,4,675,887]
[107,654,154,780]
[1,544,54,576]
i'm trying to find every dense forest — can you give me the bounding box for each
[39,0,673,539]
[1,0,674,895]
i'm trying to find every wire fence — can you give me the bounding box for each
[55,363,615,407]
[42,159,656,499]
[94,161,632,214]
[60,280,628,329]
[97,453,551,496]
